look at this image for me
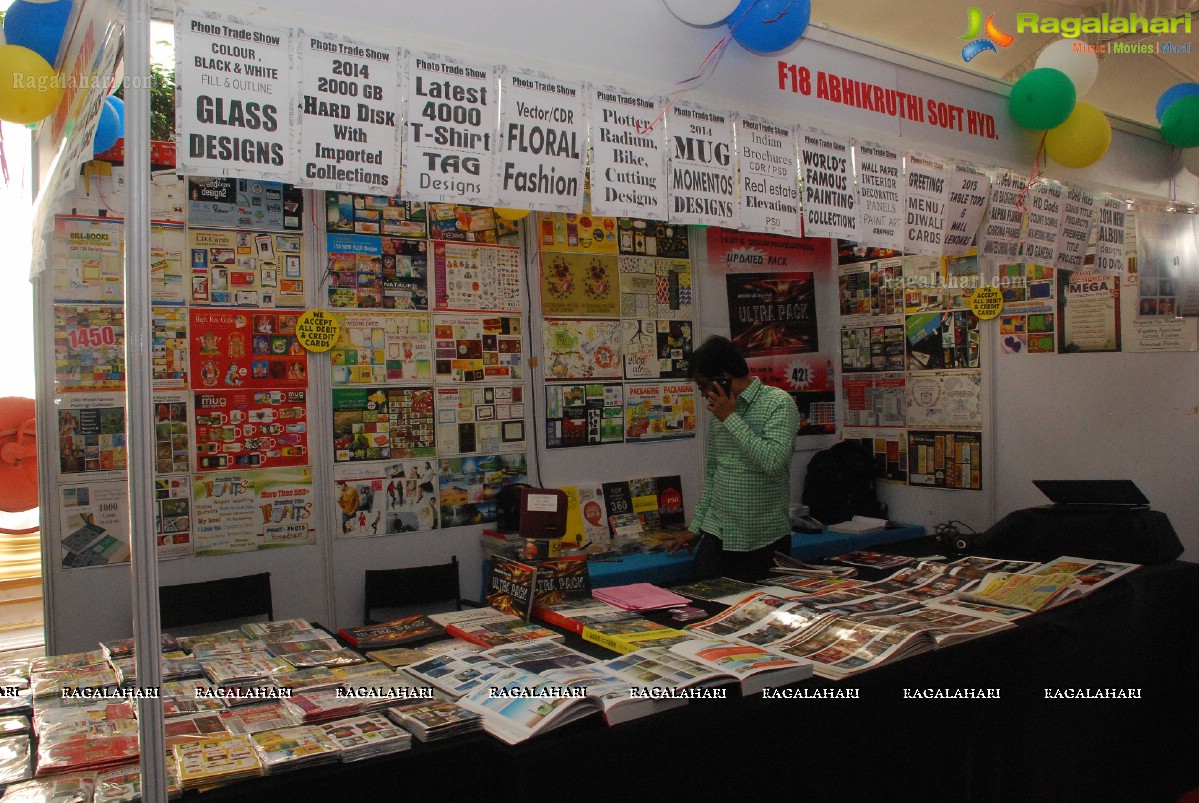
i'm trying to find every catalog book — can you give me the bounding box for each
[485,557,539,619]
[337,615,441,650]
[430,607,563,648]
[581,619,692,654]
[955,571,1078,612]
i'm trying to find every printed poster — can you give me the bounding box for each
[428,203,519,245]
[1137,209,1199,316]
[326,233,429,311]
[705,227,831,273]
[1000,311,1057,355]
[624,382,696,442]
[1058,271,1120,353]
[587,86,668,219]
[841,324,905,373]
[435,385,526,456]
[905,311,980,370]
[334,460,440,537]
[747,352,836,436]
[433,242,522,312]
[542,319,622,381]
[667,102,737,228]
[296,32,402,194]
[980,171,1027,264]
[57,393,126,478]
[544,383,624,448]
[192,468,316,555]
[844,426,908,484]
[736,115,801,237]
[838,261,871,324]
[537,212,620,254]
[799,129,856,240]
[152,306,189,390]
[1121,223,1197,352]
[153,391,191,475]
[902,255,945,314]
[438,453,529,527]
[617,217,690,258]
[855,142,903,249]
[332,386,436,462]
[326,191,426,239]
[194,389,308,472]
[329,312,433,384]
[51,217,123,303]
[155,475,195,559]
[902,152,949,257]
[841,373,905,428]
[617,256,693,320]
[175,9,293,181]
[59,480,131,568]
[904,371,983,430]
[621,319,693,380]
[541,252,620,317]
[726,272,818,356]
[871,258,904,319]
[908,430,982,490]
[494,71,586,213]
[189,309,308,389]
[188,228,305,308]
[433,315,524,383]
[187,177,303,232]
[53,305,126,393]
[402,53,498,206]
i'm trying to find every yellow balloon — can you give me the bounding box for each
[494,207,531,221]
[0,45,62,124]
[1045,102,1111,169]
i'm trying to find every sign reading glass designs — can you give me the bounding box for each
[667,102,737,228]
[587,86,668,219]
[495,72,586,213]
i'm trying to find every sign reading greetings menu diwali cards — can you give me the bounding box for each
[667,102,737,228]
[902,152,950,257]
[295,32,402,194]
[587,85,667,219]
[495,72,586,213]
[736,116,801,237]
[402,53,498,206]
[799,129,856,240]
[175,9,293,180]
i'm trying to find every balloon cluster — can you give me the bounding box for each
[1156,83,1199,177]
[1009,40,1110,169]
[665,0,811,53]
[0,0,72,125]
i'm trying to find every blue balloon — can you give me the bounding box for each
[1156,83,1199,123]
[729,0,810,53]
[106,94,124,131]
[93,98,120,155]
[3,0,74,66]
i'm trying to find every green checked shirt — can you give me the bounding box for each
[689,377,800,552]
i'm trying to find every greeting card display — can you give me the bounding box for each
[190,310,307,390]
[330,312,433,385]
[332,387,436,462]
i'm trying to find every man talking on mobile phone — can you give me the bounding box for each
[669,335,800,580]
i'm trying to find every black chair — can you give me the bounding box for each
[159,572,274,630]
[363,556,473,623]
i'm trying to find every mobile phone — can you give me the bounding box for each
[715,376,733,394]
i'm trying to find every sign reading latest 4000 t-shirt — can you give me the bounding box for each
[176,9,292,181]
[296,32,402,194]
[495,72,586,213]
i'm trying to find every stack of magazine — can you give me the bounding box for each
[384,700,483,742]
[249,724,341,774]
[319,714,413,762]
[174,733,263,790]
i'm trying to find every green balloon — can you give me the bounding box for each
[1009,68,1077,131]
[1161,95,1199,148]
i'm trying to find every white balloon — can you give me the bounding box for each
[1035,38,1099,96]
[663,0,740,26]
[1182,148,1199,178]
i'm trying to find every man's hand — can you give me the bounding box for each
[705,382,736,422]
[667,530,700,553]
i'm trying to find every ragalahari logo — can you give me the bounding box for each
[961,7,1015,61]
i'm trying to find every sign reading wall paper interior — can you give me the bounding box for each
[587,86,667,219]
[175,9,293,180]
[903,153,949,257]
[854,142,903,249]
[799,129,856,240]
[667,102,737,228]
[495,71,586,213]
[296,32,402,194]
[735,115,801,238]
[402,53,498,206]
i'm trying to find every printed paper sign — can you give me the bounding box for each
[855,143,903,249]
[1093,195,1127,276]
[52,217,123,303]
[726,272,818,356]
[438,453,528,527]
[190,309,307,389]
[736,116,800,237]
[746,353,836,436]
[152,306,189,389]
[176,9,292,180]
[624,382,696,442]
[54,305,126,392]
[495,71,586,212]
[621,319,693,379]
[903,152,950,257]
[841,373,906,428]
[908,430,981,490]
[617,256,693,320]
[153,391,191,475]
[1058,271,1120,352]
[332,386,436,462]
[799,129,856,240]
[1053,186,1096,271]
[194,389,308,472]
[980,171,1027,263]
[1022,181,1064,268]
[326,233,429,311]
[542,319,622,381]
[667,102,737,228]
[188,178,303,231]
[544,383,624,448]
[942,165,990,257]
[432,242,522,312]
[587,86,667,219]
[326,191,426,239]
[433,315,524,383]
[905,370,982,429]
[541,252,621,317]
[435,385,526,455]
[296,32,401,194]
[188,228,304,308]
[155,475,195,559]
[329,312,432,384]
[537,211,619,254]
[57,393,126,478]
[402,53,498,206]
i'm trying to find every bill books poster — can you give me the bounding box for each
[334,460,440,537]
[726,273,817,356]
[746,353,836,436]
[192,468,315,555]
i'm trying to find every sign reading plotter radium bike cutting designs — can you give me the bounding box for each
[587,86,668,220]
[295,31,402,195]
[855,142,903,249]
[176,9,293,181]
[402,53,499,206]
[667,102,738,229]
[495,72,587,214]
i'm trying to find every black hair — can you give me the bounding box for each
[689,335,748,379]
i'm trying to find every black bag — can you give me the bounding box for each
[801,441,887,526]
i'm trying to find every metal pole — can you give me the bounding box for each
[123,0,167,799]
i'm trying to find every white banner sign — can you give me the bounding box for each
[587,86,668,219]
[903,152,949,257]
[296,32,402,194]
[176,10,293,180]
[942,164,990,257]
[799,129,856,240]
[1053,185,1096,271]
[1093,195,1128,276]
[980,171,1027,263]
[1022,181,1064,268]
[667,102,738,227]
[735,115,800,237]
[855,142,903,249]
[402,53,498,205]
[495,72,586,213]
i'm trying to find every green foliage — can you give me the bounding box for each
[114,63,177,142]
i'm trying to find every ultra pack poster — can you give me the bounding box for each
[725,273,818,356]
